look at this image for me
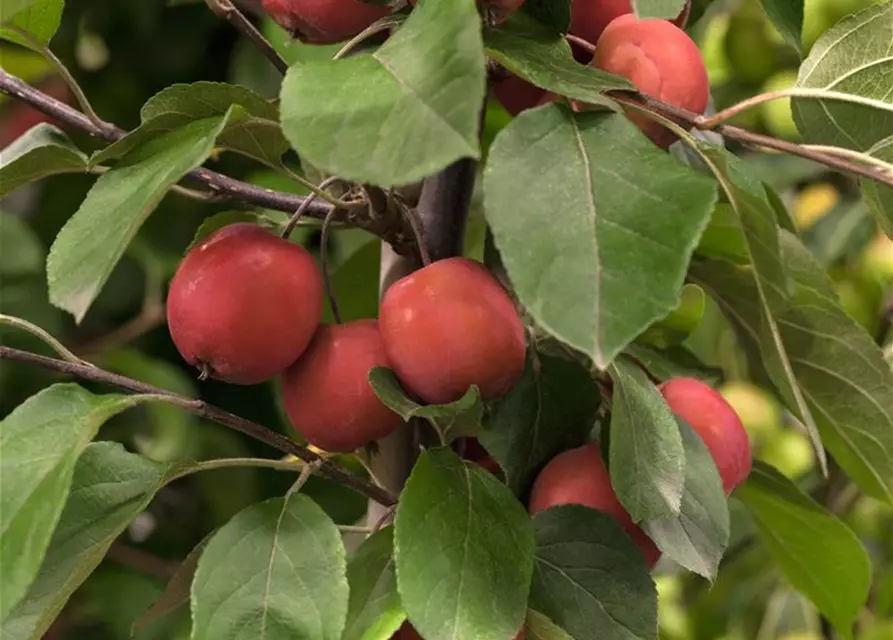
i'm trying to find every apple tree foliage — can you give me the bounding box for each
[1,0,892,639]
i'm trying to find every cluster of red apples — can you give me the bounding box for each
[166,222,527,453]
[261,0,707,150]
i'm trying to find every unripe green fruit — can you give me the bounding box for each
[719,381,783,444]
[280,320,402,453]
[760,430,815,478]
[261,0,389,44]
[379,257,526,405]
[661,377,752,494]
[761,70,801,140]
[591,15,709,149]
[856,234,893,284]
[724,4,778,85]
[529,442,662,567]
[167,223,323,385]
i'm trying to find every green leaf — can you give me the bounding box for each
[47,113,232,321]
[737,463,871,638]
[0,385,143,624]
[608,357,685,521]
[1,442,178,640]
[633,0,687,20]
[480,353,601,496]
[0,0,63,48]
[694,143,826,472]
[690,232,893,505]
[642,417,729,580]
[793,1,893,151]
[801,200,875,266]
[135,81,288,169]
[521,0,571,31]
[695,204,749,264]
[343,528,405,640]
[529,505,657,640]
[638,283,706,348]
[483,13,630,109]
[525,610,573,640]
[191,494,348,640]
[623,344,723,386]
[757,0,804,54]
[324,238,381,324]
[368,367,484,443]
[861,134,893,237]
[484,106,717,369]
[0,124,87,198]
[0,214,43,278]
[395,447,534,640]
[280,0,485,186]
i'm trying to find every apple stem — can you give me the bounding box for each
[320,206,343,324]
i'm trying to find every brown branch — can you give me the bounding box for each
[206,0,289,75]
[0,346,398,506]
[0,69,414,251]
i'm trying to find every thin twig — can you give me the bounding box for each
[106,543,179,581]
[281,176,344,239]
[205,0,289,75]
[701,88,893,130]
[282,168,355,207]
[401,204,431,267]
[565,33,596,54]
[801,145,893,178]
[0,314,91,365]
[320,206,343,324]
[7,26,113,137]
[333,16,401,60]
[0,69,414,250]
[0,346,398,506]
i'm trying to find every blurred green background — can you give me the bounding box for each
[0,1,891,639]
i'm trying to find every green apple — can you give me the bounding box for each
[720,381,783,445]
[699,15,733,86]
[856,234,893,285]
[761,70,801,140]
[724,5,778,85]
[761,430,815,478]
[777,632,822,640]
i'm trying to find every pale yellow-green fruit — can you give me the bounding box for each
[761,430,815,478]
[724,8,777,85]
[761,70,801,140]
[856,233,893,285]
[655,576,690,639]
[720,381,783,444]
[803,0,839,51]
[848,495,893,538]
[699,15,733,86]
[777,632,823,640]
[792,183,840,229]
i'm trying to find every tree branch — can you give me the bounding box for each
[0,69,414,251]
[0,346,398,507]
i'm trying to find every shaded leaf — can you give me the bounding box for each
[484,106,716,369]
[343,528,405,640]
[757,0,804,53]
[530,505,657,640]
[737,463,871,638]
[634,0,687,20]
[642,418,729,580]
[2,443,179,640]
[191,494,348,640]
[395,447,534,640]
[521,0,571,31]
[48,113,232,321]
[480,353,601,496]
[280,0,485,186]
[0,124,87,198]
[623,344,723,386]
[525,610,573,640]
[861,134,893,236]
[368,367,483,443]
[0,214,43,277]
[0,389,146,624]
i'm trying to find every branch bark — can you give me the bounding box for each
[0,346,398,507]
[0,70,414,250]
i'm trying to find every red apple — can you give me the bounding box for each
[167,223,323,385]
[280,320,402,452]
[660,377,752,494]
[261,0,390,44]
[379,257,526,405]
[569,0,690,47]
[591,14,708,148]
[529,442,661,567]
[493,74,546,116]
